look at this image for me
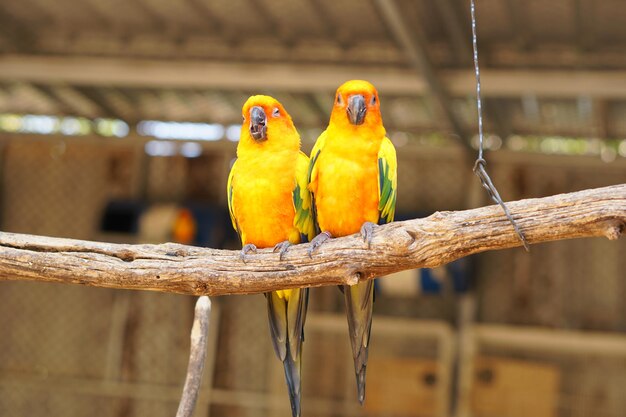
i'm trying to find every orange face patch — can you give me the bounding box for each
[238,95,300,153]
[330,80,382,128]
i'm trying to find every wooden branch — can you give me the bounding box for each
[176,296,211,417]
[0,184,623,296]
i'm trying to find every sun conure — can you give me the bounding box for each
[227,95,315,417]
[307,80,397,404]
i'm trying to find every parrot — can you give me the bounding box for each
[227,95,315,417]
[307,80,397,404]
[172,208,196,245]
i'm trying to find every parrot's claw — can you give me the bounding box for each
[240,244,257,263]
[360,222,377,248]
[273,240,292,261]
[308,231,332,258]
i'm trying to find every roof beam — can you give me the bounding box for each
[246,0,293,46]
[433,0,472,66]
[183,0,238,43]
[447,70,626,99]
[574,0,595,51]
[0,54,427,93]
[505,0,531,50]
[486,43,626,68]
[373,0,471,144]
[13,84,61,114]
[0,9,36,52]
[432,0,511,140]
[72,86,130,121]
[130,0,169,31]
[483,99,513,140]
[307,0,350,49]
[183,0,224,33]
[304,93,331,124]
[591,99,610,138]
[3,55,626,99]
[41,85,107,118]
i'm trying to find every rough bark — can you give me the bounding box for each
[176,296,211,417]
[0,184,623,296]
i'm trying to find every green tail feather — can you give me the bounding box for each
[343,281,374,404]
[283,343,302,417]
[266,288,308,417]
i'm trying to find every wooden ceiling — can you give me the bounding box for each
[1,0,626,142]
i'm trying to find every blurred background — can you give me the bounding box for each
[0,0,625,416]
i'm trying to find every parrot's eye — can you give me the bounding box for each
[370,96,377,106]
[272,107,280,118]
[336,94,344,106]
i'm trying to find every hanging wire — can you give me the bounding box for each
[470,0,529,251]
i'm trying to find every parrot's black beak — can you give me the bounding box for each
[249,106,267,141]
[347,94,367,125]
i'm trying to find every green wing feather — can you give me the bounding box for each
[293,151,316,243]
[307,130,327,185]
[226,160,241,241]
[307,131,327,235]
[377,137,397,225]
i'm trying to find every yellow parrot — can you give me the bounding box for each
[308,80,397,404]
[227,95,315,417]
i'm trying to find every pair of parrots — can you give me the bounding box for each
[227,80,397,417]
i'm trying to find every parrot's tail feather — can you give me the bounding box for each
[267,288,308,417]
[282,344,302,417]
[356,365,367,405]
[343,281,375,404]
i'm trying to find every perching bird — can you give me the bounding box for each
[308,80,397,404]
[227,95,315,417]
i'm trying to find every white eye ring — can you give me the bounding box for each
[370,96,377,105]
[272,107,280,118]
[336,94,344,105]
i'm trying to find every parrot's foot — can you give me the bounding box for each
[360,222,377,248]
[273,240,292,261]
[308,231,332,258]
[240,243,257,263]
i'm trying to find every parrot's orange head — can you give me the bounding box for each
[240,95,298,149]
[331,80,383,129]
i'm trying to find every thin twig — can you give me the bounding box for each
[176,296,212,417]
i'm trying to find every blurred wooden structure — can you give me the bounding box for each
[0,137,624,416]
[1,0,626,139]
[470,357,560,417]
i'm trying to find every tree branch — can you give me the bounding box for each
[176,296,211,417]
[0,184,623,296]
